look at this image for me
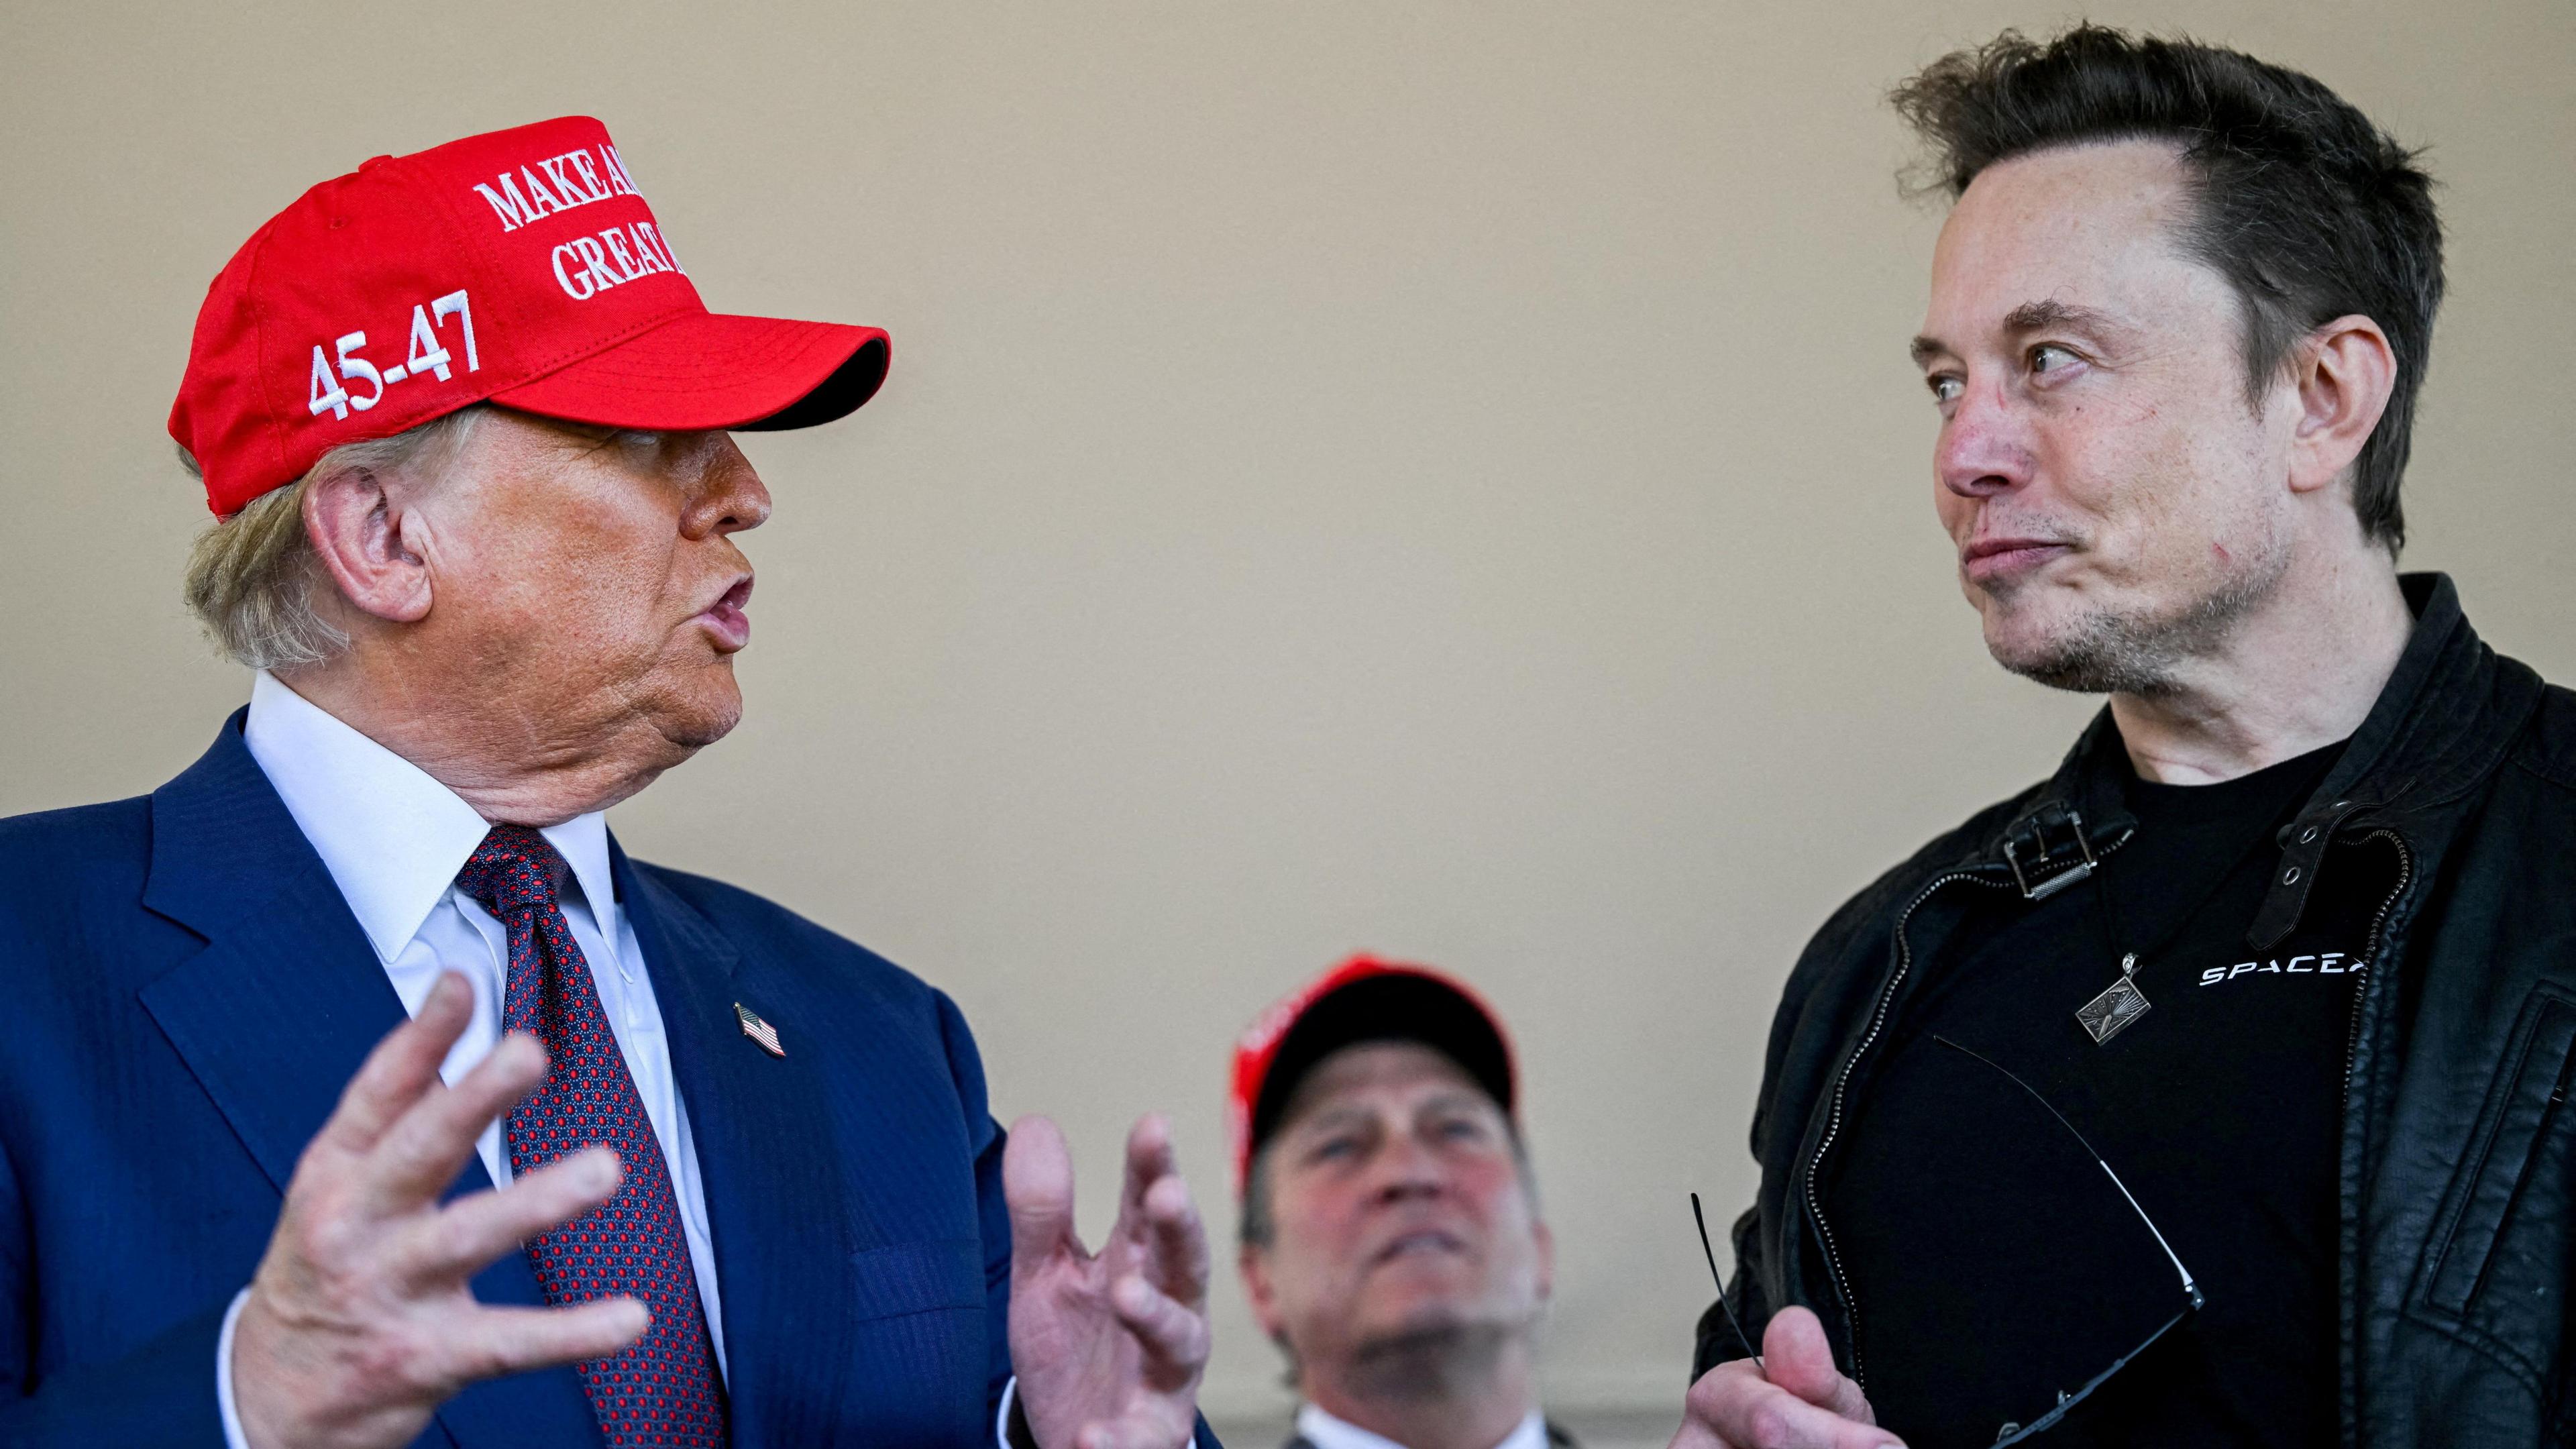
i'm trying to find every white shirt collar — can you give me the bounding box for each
[1294,1403,1548,1449]
[243,671,619,963]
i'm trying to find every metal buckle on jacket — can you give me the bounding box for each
[2003,804,2096,902]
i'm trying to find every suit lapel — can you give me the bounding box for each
[137,714,597,1448]
[616,845,865,1443]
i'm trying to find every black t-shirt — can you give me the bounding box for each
[1822,739,2398,1448]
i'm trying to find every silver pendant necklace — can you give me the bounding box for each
[2077,951,2151,1043]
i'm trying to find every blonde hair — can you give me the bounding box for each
[180,408,483,669]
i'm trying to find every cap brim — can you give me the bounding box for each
[491,311,888,432]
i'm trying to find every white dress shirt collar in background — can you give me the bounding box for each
[244,668,622,963]
[1295,1402,1549,1449]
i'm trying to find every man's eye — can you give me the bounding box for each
[1927,374,1964,404]
[1312,1137,1358,1161]
[2029,345,2078,376]
[1427,1114,1497,1146]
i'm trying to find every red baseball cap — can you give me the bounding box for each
[1226,954,1518,1196]
[168,115,890,517]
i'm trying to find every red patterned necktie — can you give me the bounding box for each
[455,824,727,1448]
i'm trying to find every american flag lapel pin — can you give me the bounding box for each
[734,1002,785,1057]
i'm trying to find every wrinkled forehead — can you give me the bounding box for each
[1275,1039,1500,1133]
[1922,139,2213,339]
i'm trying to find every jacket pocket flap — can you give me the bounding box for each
[2423,988,2576,1317]
[847,1237,987,1322]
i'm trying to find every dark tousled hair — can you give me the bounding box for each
[1892,25,2443,552]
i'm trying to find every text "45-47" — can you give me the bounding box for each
[309,290,480,421]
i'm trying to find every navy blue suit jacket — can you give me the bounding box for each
[0,714,1028,1446]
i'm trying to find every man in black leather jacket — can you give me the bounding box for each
[1672,27,2575,1449]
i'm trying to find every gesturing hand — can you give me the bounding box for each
[1004,1114,1211,1449]
[231,971,649,1449]
[1670,1306,1903,1449]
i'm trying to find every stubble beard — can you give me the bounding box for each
[1986,538,2290,697]
[1344,1313,1516,1404]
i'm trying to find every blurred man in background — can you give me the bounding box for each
[1676,25,2576,1449]
[1230,957,1573,1449]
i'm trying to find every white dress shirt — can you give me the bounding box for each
[215,671,726,1445]
[1294,1403,1549,1449]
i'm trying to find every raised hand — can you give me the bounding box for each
[231,971,649,1449]
[1670,1306,1903,1449]
[1004,1114,1211,1449]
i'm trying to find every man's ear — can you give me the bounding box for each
[1239,1242,1288,1342]
[303,462,434,624]
[2286,314,2398,497]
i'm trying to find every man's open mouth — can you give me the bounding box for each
[697,576,753,651]
[1371,1229,1468,1265]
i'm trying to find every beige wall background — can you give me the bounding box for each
[5,0,2570,1433]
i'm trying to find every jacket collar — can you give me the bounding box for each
[2249,571,2542,946]
[139,706,329,945]
[1975,573,2544,947]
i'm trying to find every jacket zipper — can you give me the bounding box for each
[1800,833,2131,1390]
[2332,826,2414,1449]
[2342,828,2414,1104]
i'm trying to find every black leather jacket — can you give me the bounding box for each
[1698,574,2576,1445]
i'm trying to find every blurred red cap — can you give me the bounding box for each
[1226,954,1517,1197]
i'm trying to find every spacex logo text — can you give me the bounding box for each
[2198,953,2367,987]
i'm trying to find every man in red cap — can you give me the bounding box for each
[0,118,1212,1449]
[1229,957,1572,1449]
